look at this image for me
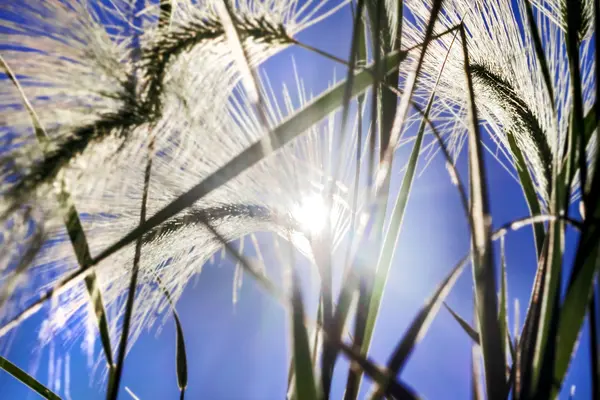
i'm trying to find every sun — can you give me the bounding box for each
[292,194,329,235]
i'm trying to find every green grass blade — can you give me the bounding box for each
[286,355,296,400]
[344,1,387,397]
[290,268,319,400]
[332,6,369,381]
[89,48,407,269]
[320,328,419,400]
[320,2,368,395]
[590,283,600,400]
[379,0,404,159]
[371,255,468,398]
[338,0,366,145]
[565,0,588,202]
[445,303,481,344]
[107,143,153,400]
[532,2,589,395]
[583,106,597,154]
[552,236,600,395]
[156,277,188,400]
[516,239,549,399]
[173,306,188,400]
[346,5,448,397]
[445,301,516,364]
[506,133,546,257]
[0,356,61,400]
[365,27,459,363]
[459,25,506,398]
[499,237,509,373]
[0,55,114,369]
[471,344,483,400]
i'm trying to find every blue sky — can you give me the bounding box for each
[0,1,594,399]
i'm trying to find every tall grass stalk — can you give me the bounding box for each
[0,1,598,399]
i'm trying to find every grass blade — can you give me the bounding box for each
[0,55,114,369]
[344,1,386,397]
[0,356,61,400]
[590,283,600,400]
[499,236,509,373]
[564,0,588,202]
[506,133,546,257]
[532,2,589,395]
[173,304,188,400]
[444,301,516,363]
[367,26,460,361]
[319,327,420,400]
[320,2,368,395]
[290,268,319,400]
[445,303,481,344]
[459,25,506,398]
[380,0,404,155]
[155,277,188,400]
[371,254,469,398]
[346,4,447,398]
[552,236,600,395]
[471,341,483,400]
[107,140,154,400]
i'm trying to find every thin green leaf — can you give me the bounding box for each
[338,0,367,147]
[319,327,419,400]
[380,0,404,157]
[173,307,188,400]
[445,303,481,344]
[0,356,61,400]
[0,55,114,369]
[320,2,368,395]
[499,237,509,372]
[506,133,546,257]
[444,302,517,363]
[459,25,506,398]
[346,5,447,399]
[471,343,483,400]
[156,278,188,400]
[344,2,387,398]
[532,2,589,395]
[584,106,597,150]
[331,6,369,384]
[290,268,319,400]
[589,283,600,400]
[517,238,549,399]
[368,27,460,365]
[565,0,588,202]
[371,254,469,398]
[552,237,600,395]
[107,141,153,400]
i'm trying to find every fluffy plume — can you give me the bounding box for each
[0,0,360,364]
[402,0,596,205]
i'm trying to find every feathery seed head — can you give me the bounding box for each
[402,0,596,205]
[0,0,358,365]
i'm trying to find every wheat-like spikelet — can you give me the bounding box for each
[0,0,362,364]
[401,0,596,205]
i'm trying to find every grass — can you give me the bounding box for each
[0,0,598,399]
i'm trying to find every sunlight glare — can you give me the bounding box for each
[292,194,329,234]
